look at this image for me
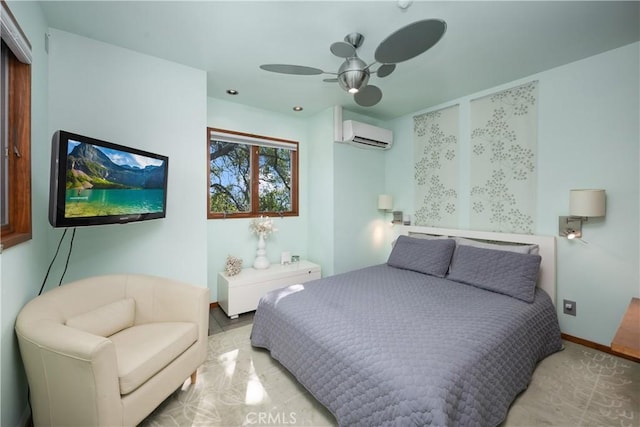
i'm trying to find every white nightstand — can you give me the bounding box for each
[217,260,321,319]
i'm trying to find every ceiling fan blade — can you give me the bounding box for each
[374,19,446,64]
[260,64,324,75]
[354,85,382,107]
[323,78,338,83]
[330,41,357,58]
[376,64,396,78]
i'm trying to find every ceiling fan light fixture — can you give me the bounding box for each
[338,70,369,93]
[337,57,369,94]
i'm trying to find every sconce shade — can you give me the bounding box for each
[378,194,393,210]
[569,189,606,217]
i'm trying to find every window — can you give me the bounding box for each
[1,42,8,226]
[207,128,298,219]
[1,1,32,250]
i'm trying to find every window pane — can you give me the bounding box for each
[258,147,291,212]
[209,141,251,213]
[1,42,8,226]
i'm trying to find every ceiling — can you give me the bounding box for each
[38,1,639,120]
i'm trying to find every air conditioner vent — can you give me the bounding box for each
[351,135,390,148]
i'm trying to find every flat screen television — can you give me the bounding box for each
[49,130,169,228]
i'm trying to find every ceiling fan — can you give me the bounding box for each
[259,19,446,107]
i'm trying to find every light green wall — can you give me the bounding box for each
[286,106,392,278]
[333,111,390,274]
[1,2,50,426]
[306,108,336,275]
[3,23,208,427]
[539,42,639,345]
[333,141,387,274]
[3,18,210,425]
[46,29,208,286]
[384,42,640,346]
[206,97,311,300]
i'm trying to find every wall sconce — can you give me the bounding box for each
[559,189,606,239]
[378,194,393,211]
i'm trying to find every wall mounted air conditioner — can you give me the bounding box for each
[342,120,393,150]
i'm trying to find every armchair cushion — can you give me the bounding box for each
[111,322,198,395]
[66,298,135,337]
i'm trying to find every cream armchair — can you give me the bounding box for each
[15,274,209,427]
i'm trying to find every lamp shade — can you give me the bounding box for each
[569,189,605,217]
[378,194,393,210]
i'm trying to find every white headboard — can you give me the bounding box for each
[394,225,557,305]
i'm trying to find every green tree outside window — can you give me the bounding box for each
[208,128,298,219]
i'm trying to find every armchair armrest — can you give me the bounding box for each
[148,279,209,324]
[147,280,209,365]
[17,321,110,357]
[15,321,122,426]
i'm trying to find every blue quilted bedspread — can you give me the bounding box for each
[250,264,562,426]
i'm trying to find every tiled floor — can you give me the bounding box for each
[208,305,254,335]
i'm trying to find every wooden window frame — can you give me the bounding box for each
[207,127,299,220]
[1,10,32,250]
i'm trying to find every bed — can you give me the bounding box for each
[250,226,563,426]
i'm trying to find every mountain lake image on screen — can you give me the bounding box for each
[64,139,166,219]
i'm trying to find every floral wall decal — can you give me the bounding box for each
[470,81,538,233]
[414,105,459,227]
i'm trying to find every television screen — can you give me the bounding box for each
[49,130,169,228]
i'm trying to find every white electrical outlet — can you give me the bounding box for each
[563,299,577,316]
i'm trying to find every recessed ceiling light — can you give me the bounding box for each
[226,89,238,95]
[293,106,303,112]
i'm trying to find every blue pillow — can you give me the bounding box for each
[447,245,541,303]
[387,236,456,278]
